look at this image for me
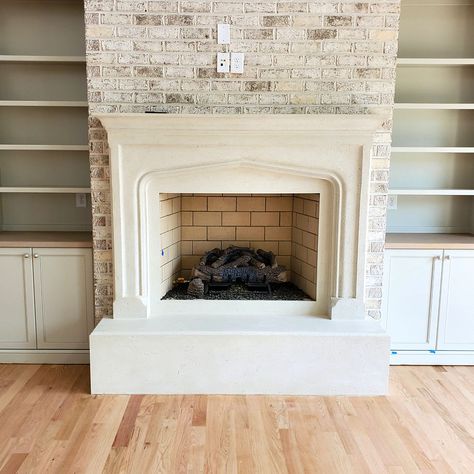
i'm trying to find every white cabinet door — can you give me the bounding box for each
[382,249,443,350]
[33,248,94,349]
[0,248,36,349]
[437,250,474,350]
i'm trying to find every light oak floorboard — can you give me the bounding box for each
[0,365,472,473]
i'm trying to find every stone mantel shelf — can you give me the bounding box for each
[97,113,387,134]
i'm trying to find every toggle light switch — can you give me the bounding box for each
[75,193,87,208]
[387,195,398,210]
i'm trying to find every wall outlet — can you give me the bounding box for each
[387,194,398,210]
[217,52,230,73]
[75,193,87,208]
[231,52,244,73]
[217,24,230,45]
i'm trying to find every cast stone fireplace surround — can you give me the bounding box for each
[90,114,390,395]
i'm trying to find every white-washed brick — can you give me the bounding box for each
[85,0,399,320]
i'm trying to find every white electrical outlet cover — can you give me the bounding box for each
[217,24,230,44]
[217,52,230,73]
[231,52,244,73]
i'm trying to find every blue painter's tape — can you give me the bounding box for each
[161,249,165,256]
[391,351,397,355]
[429,350,436,354]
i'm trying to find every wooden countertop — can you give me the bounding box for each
[385,233,474,250]
[0,231,93,248]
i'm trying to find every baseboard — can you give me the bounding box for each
[390,350,474,365]
[0,350,90,364]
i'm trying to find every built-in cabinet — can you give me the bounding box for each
[382,249,443,351]
[382,242,474,363]
[0,0,91,232]
[384,0,474,364]
[0,248,36,349]
[0,1,93,363]
[437,250,474,350]
[0,247,93,352]
[389,0,474,233]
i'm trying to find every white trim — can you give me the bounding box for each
[0,145,89,151]
[0,55,86,63]
[1,224,92,232]
[389,188,474,196]
[0,187,91,193]
[397,58,474,66]
[386,225,472,234]
[0,350,89,364]
[0,101,88,107]
[391,146,474,153]
[390,350,474,365]
[394,103,474,109]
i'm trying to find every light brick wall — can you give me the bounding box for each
[85,0,400,320]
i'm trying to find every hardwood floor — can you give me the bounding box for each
[0,365,473,473]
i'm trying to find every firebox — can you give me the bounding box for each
[159,193,320,301]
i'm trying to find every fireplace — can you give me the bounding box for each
[159,193,320,302]
[90,114,390,395]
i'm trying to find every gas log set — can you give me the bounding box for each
[186,246,289,298]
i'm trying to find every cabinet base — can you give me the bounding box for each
[390,350,474,365]
[0,350,89,364]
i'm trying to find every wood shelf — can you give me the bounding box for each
[0,101,88,107]
[394,103,474,109]
[0,231,92,248]
[389,189,474,196]
[397,58,474,66]
[0,144,89,151]
[385,233,474,250]
[392,108,474,149]
[391,147,474,153]
[0,187,91,194]
[0,55,86,63]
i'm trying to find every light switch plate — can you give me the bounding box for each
[217,24,231,44]
[387,195,398,210]
[217,52,230,73]
[231,52,244,73]
[75,193,87,208]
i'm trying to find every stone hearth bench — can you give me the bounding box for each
[90,314,389,396]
